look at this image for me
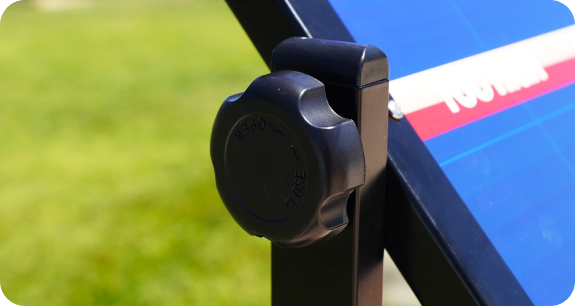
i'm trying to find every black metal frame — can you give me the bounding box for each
[223,0,534,305]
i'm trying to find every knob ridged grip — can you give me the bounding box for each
[211,70,365,248]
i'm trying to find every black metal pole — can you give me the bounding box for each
[270,38,389,306]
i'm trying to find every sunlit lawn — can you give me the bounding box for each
[0,1,270,305]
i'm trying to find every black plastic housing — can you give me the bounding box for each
[270,38,389,306]
[271,37,389,86]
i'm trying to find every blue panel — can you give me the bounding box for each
[329,0,574,79]
[426,85,575,305]
[328,0,575,305]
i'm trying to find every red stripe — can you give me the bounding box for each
[406,57,575,141]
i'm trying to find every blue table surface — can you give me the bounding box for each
[328,1,575,305]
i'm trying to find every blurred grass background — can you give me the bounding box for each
[0,0,420,305]
[0,0,270,305]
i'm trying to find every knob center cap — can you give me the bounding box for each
[225,114,308,221]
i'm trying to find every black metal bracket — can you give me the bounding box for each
[270,37,389,306]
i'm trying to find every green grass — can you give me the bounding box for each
[0,1,270,305]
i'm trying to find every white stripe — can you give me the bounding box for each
[390,25,575,114]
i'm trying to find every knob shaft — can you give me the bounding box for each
[211,70,365,248]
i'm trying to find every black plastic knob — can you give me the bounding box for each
[211,70,365,248]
